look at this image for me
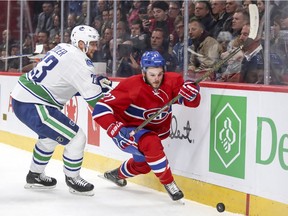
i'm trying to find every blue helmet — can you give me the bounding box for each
[140,51,166,72]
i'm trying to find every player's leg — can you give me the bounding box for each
[104,156,149,187]
[103,128,149,186]
[34,105,94,195]
[12,100,93,195]
[12,99,59,189]
[137,132,184,201]
[103,130,183,200]
[25,137,58,189]
[63,128,94,196]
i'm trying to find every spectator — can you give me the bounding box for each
[130,19,149,52]
[280,7,288,30]
[22,34,34,54]
[239,24,264,83]
[194,1,215,35]
[270,14,288,84]
[147,3,154,19]
[65,13,77,32]
[257,0,265,20]
[106,38,123,76]
[91,16,103,36]
[94,0,107,18]
[138,6,149,22]
[217,31,233,53]
[222,0,243,34]
[218,32,244,82]
[50,14,61,39]
[148,28,176,72]
[231,8,250,38]
[48,38,58,50]
[242,0,256,10]
[270,15,282,44]
[0,29,16,53]
[52,1,60,17]
[53,33,61,44]
[93,26,113,62]
[116,40,141,77]
[146,1,175,37]
[210,0,230,39]
[36,30,50,54]
[67,1,82,16]
[109,7,125,23]
[180,1,195,19]
[111,21,130,42]
[257,0,280,41]
[168,1,181,21]
[188,18,222,81]
[171,15,185,72]
[127,0,143,27]
[76,1,89,25]
[63,30,72,44]
[7,44,30,72]
[7,44,20,71]
[100,9,111,36]
[0,47,7,71]
[35,1,54,34]
[220,8,249,76]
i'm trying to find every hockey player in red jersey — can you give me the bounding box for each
[92,51,201,201]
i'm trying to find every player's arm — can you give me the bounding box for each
[92,80,132,129]
[178,80,201,108]
[171,74,201,108]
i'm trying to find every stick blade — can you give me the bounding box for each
[248,4,259,40]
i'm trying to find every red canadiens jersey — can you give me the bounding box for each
[93,72,200,139]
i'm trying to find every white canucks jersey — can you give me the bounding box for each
[11,43,102,109]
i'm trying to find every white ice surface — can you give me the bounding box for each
[0,143,240,216]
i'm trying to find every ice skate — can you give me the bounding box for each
[65,175,94,196]
[164,181,184,201]
[25,171,57,189]
[103,168,127,187]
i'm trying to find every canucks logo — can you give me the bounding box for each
[86,59,94,67]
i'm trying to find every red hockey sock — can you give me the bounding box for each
[118,158,151,179]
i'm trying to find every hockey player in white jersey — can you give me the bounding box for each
[10,25,111,196]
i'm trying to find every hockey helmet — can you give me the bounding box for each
[70,25,99,53]
[140,51,166,72]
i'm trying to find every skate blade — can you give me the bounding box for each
[24,183,56,190]
[175,199,185,205]
[68,187,94,196]
[97,174,106,180]
[97,174,127,187]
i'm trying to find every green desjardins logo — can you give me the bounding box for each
[209,95,247,179]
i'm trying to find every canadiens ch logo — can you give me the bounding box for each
[143,107,170,124]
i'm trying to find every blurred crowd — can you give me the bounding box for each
[1,0,288,85]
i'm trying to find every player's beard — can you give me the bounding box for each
[86,51,94,59]
[143,74,164,90]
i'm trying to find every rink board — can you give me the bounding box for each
[0,72,288,215]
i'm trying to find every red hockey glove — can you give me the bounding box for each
[179,80,200,102]
[107,122,134,150]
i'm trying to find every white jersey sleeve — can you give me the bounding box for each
[11,43,102,109]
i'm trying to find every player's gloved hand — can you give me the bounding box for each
[179,80,200,101]
[96,75,112,93]
[107,121,135,150]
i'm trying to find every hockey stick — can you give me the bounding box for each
[129,4,259,136]
[187,48,204,58]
